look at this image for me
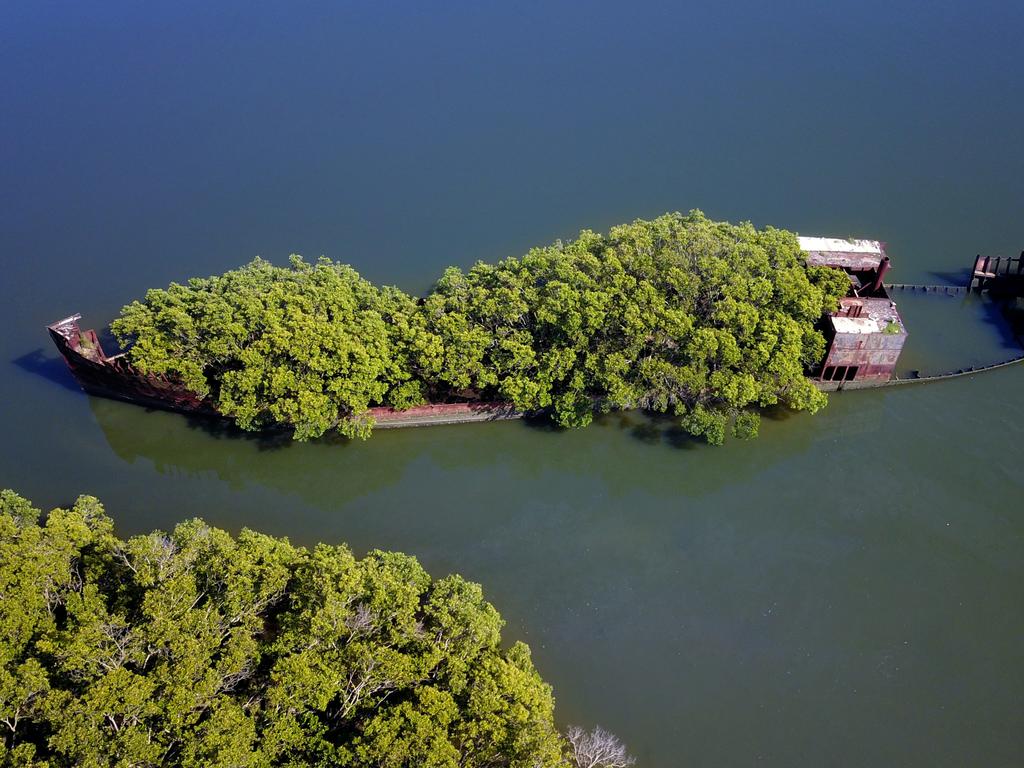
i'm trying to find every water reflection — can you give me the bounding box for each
[87,394,847,511]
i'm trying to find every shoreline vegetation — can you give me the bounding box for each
[112,211,849,444]
[0,490,634,768]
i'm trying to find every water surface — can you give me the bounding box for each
[2,2,1023,765]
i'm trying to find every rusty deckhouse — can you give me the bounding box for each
[798,236,908,389]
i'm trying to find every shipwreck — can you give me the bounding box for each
[48,238,1024,428]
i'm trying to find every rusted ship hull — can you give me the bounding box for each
[48,315,219,416]
[47,241,1024,430]
[47,315,521,428]
[45,312,900,421]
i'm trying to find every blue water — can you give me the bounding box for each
[2,2,1023,765]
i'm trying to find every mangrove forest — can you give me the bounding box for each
[0,490,633,768]
[111,211,850,443]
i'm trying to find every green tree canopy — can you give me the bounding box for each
[112,211,849,443]
[112,257,426,439]
[0,490,576,767]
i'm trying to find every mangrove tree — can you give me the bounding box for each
[111,211,849,443]
[0,490,631,768]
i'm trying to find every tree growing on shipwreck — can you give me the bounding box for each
[108,211,850,443]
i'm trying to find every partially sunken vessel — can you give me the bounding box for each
[49,235,910,426]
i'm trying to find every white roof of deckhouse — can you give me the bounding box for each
[798,236,887,271]
[829,297,906,336]
[831,316,886,334]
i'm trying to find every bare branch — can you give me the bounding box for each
[344,603,377,637]
[566,725,636,768]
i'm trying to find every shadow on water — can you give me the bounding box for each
[519,413,567,434]
[629,404,805,449]
[11,343,298,452]
[525,408,718,451]
[95,327,124,352]
[623,411,703,450]
[925,268,972,286]
[179,412,298,452]
[528,409,706,450]
[975,296,1024,352]
[11,348,82,394]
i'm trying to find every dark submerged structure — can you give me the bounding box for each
[48,239,1024,427]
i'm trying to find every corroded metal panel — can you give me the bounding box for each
[47,316,218,415]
